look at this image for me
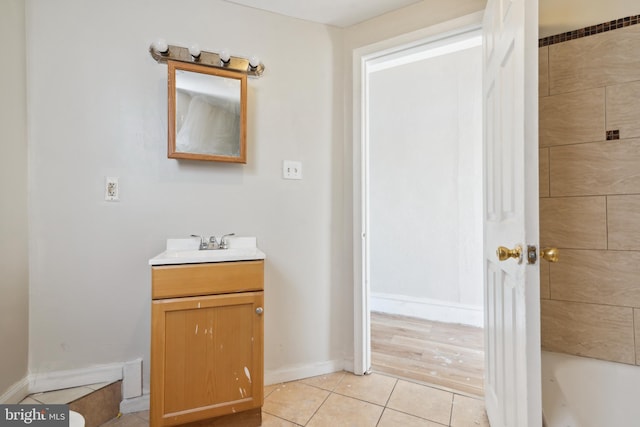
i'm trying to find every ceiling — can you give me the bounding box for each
[224,0,640,35]
[223,0,422,27]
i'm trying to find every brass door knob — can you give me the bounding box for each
[497,246,522,262]
[541,247,559,263]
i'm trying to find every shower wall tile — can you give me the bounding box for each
[606,80,640,140]
[540,197,607,249]
[540,259,550,300]
[541,19,640,367]
[549,138,640,196]
[549,24,640,95]
[539,148,549,198]
[549,249,640,307]
[539,47,549,97]
[607,195,640,250]
[541,300,635,364]
[539,88,605,147]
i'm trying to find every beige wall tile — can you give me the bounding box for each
[549,25,640,95]
[541,300,635,364]
[540,88,605,147]
[540,197,607,249]
[539,148,549,197]
[549,138,640,196]
[549,249,640,307]
[635,309,640,366]
[539,46,549,97]
[541,22,640,369]
[608,195,640,250]
[540,258,550,300]
[607,81,640,140]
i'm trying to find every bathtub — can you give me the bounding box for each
[541,351,640,427]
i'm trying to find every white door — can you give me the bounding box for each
[482,0,541,426]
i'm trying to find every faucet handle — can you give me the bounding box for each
[219,233,235,249]
[190,234,207,250]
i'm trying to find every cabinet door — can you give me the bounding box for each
[151,291,264,427]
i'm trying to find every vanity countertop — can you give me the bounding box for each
[149,237,266,266]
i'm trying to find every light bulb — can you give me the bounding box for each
[249,55,260,70]
[154,39,169,54]
[189,44,201,59]
[220,49,231,65]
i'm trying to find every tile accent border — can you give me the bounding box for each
[539,15,640,47]
[606,130,621,141]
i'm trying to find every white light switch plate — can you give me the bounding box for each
[283,160,302,180]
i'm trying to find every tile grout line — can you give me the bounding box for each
[300,372,348,426]
[448,393,455,426]
[261,409,302,426]
[302,389,333,426]
[374,377,399,427]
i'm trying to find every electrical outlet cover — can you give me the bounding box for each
[105,177,119,201]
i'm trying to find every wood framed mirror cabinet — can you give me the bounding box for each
[168,60,247,163]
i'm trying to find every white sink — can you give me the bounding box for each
[149,237,265,265]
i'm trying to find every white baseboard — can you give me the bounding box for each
[120,393,149,414]
[0,376,30,404]
[342,358,355,375]
[264,359,346,385]
[28,362,125,394]
[370,292,484,327]
[122,359,142,399]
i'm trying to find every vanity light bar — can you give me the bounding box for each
[149,42,264,78]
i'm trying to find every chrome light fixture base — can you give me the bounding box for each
[149,44,264,78]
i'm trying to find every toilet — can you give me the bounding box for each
[69,410,85,427]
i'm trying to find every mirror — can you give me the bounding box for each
[168,60,247,163]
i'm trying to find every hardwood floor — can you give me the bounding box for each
[370,311,485,397]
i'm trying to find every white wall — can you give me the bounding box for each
[13,0,638,402]
[26,0,347,389]
[0,0,30,401]
[20,0,489,398]
[368,45,483,314]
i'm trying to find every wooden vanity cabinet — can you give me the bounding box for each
[150,260,264,427]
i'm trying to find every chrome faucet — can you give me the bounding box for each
[219,233,235,249]
[191,233,234,250]
[191,235,210,250]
